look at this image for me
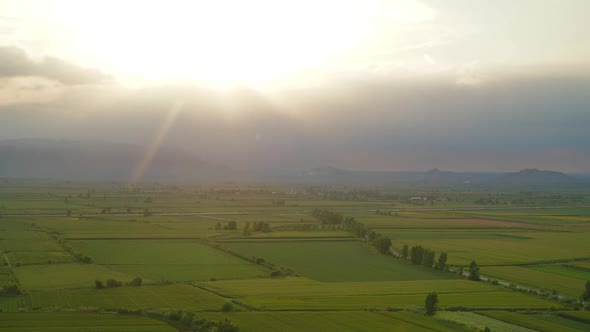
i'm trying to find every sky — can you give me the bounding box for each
[0,0,589,172]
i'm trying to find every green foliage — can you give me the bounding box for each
[410,245,425,265]
[425,291,439,315]
[94,279,104,289]
[221,302,233,312]
[422,249,436,267]
[128,277,142,286]
[437,252,448,270]
[106,278,123,288]
[581,280,590,302]
[311,209,344,225]
[469,261,481,281]
[402,244,409,259]
[0,284,20,296]
[213,318,240,332]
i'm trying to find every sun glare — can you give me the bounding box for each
[56,0,434,87]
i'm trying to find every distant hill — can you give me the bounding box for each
[498,168,575,186]
[0,139,232,182]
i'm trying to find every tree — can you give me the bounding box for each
[227,220,237,230]
[94,280,104,289]
[410,245,425,265]
[436,252,448,270]
[128,277,142,286]
[243,222,250,236]
[221,302,233,312]
[424,291,438,315]
[581,280,590,302]
[214,222,222,231]
[402,244,409,260]
[469,260,480,281]
[422,249,436,267]
[106,279,122,288]
[375,236,392,255]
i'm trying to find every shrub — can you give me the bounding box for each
[128,277,142,286]
[221,302,234,312]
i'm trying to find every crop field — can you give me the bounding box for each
[482,266,588,296]
[14,263,134,290]
[477,311,585,332]
[200,278,558,310]
[28,284,227,311]
[201,311,466,332]
[0,183,588,331]
[0,313,175,332]
[70,239,266,281]
[391,230,590,266]
[436,311,537,332]
[225,240,453,282]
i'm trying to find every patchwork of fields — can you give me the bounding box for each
[0,184,588,331]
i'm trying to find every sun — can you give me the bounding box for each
[56,0,435,87]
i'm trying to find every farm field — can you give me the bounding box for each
[482,265,588,296]
[0,313,175,332]
[224,240,454,282]
[200,277,558,310]
[477,311,587,332]
[200,311,470,332]
[70,239,266,282]
[436,311,537,332]
[0,183,588,331]
[28,284,227,311]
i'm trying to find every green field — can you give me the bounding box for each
[225,240,453,282]
[0,313,175,332]
[436,311,536,332]
[28,284,227,311]
[483,265,588,296]
[14,263,133,290]
[70,239,266,281]
[0,183,588,331]
[477,311,585,332]
[201,277,558,310]
[201,311,467,332]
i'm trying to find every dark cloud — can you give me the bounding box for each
[0,70,589,172]
[0,46,109,84]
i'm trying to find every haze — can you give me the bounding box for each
[1,0,589,173]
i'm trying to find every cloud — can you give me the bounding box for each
[0,46,109,85]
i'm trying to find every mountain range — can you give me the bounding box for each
[0,139,586,186]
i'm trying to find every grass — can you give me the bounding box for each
[558,311,590,324]
[7,251,75,265]
[378,311,475,332]
[70,239,266,281]
[28,284,227,311]
[392,231,590,266]
[436,311,536,332]
[0,297,25,312]
[483,265,587,296]
[477,311,584,332]
[200,277,559,310]
[200,311,440,332]
[14,263,133,290]
[225,240,454,282]
[0,312,175,331]
[530,313,590,331]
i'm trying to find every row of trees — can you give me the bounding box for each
[401,244,448,270]
[52,234,93,264]
[341,216,392,255]
[95,277,142,289]
[214,220,237,231]
[311,208,344,225]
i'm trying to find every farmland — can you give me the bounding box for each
[0,182,588,330]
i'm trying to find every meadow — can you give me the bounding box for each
[0,182,588,330]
